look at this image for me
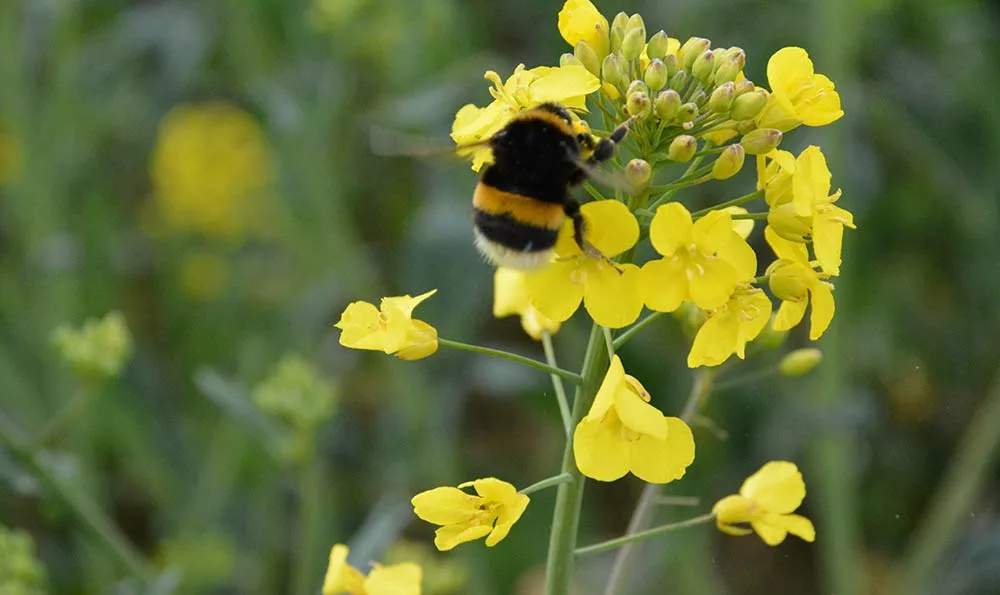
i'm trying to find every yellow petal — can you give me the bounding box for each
[587,355,626,421]
[411,487,480,525]
[773,299,807,332]
[739,461,806,514]
[774,513,816,542]
[723,207,755,240]
[582,262,644,328]
[628,416,696,484]
[468,477,518,503]
[613,377,668,440]
[381,289,437,318]
[485,492,529,547]
[524,259,585,322]
[691,211,733,249]
[493,268,530,318]
[798,74,844,127]
[335,301,385,351]
[529,65,601,106]
[712,494,756,526]
[640,257,688,313]
[813,206,850,276]
[558,0,610,57]
[717,232,757,282]
[580,200,640,257]
[649,203,693,257]
[751,519,789,546]
[394,320,438,360]
[688,257,738,310]
[322,544,366,595]
[808,281,835,340]
[573,415,630,482]
[716,521,753,537]
[687,309,739,368]
[792,146,830,217]
[520,307,561,341]
[434,524,493,552]
[767,47,815,99]
[735,289,772,358]
[365,563,422,595]
[765,225,809,264]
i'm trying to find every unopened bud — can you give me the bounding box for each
[560,53,583,68]
[736,120,758,134]
[724,47,747,69]
[677,37,711,70]
[730,90,768,120]
[734,79,755,96]
[626,91,651,118]
[646,30,671,60]
[654,89,682,119]
[691,50,715,83]
[52,311,133,381]
[711,144,745,180]
[767,209,812,243]
[626,79,648,98]
[668,69,689,92]
[574,41,602,76]
[644,59,668,92]
[625,158,652,186]
[676,102,699,123]
[667,135,697,162]
[708,81,736,113]
[780,348,823,376]
[610,12,629,52]
[625,14,646,44]
[689,89,707,106]
[620,27,646,61]
[602,53,625,88]
[663,53,680,77]
[714,57,742,85]
[741,128,783,155]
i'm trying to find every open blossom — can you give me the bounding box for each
[451,64,600,171]
[640,203,756,313]
[557,0,610,58]
[411,478,529,551]
[493,268,561,340]
[323,544,422,595]
[687,286,772,368]
[756,47,843,132]
[334,290,438,360]
[524,200,644,329]
[765,227,834,340]
[712,461,816,546]
[574,356,695,483]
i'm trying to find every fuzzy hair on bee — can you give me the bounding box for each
[471,103,630,270]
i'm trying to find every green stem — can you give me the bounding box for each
[0,411,154,582]
[520,473,575,496]
[613,311,665,350]
[712,364,780,392]
[601,327,615,359]
[899,373,1000,594]
[291,440,322,595]
[602,369,716,595]
[730,213,768,220]
[438,338,582,384]
[544,325,610,595]
[576,513,716,557]
[646,153,711,211]
[541,331,572,436]
[690,190,764,217]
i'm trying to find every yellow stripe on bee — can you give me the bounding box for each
[473,184,565,230]
[516,109,574,137]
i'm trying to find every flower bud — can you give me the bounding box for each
[691,50,715,83]
[714,57,742,85]
[740,128,783,155]
[689,89,707,106]
[779,348,823,376]
[602,53,625,88]
[574,40,602,76]
[625,158,652,186]
[644,59,668,92]
[620,27,646,61]
[711,144,745,180]
[736,119,758,134]
[625,14,646,43]
[668,69,689,92]
[663,53,680,77]
[730,90,768,120]
[560,53,583,68]
[723,47,746,68]
[733,79,755,96]
[626,91,651,118]
[626,79,648,98]
[767,208,812,243]
[676,102,698,123]
[646,30,672,60]
[654,89,682,119]
[610,12,629,52]
[667,135,697,162]
[708,81,735,113]
[677,37,711,70]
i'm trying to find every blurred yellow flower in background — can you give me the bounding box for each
[411,477,530,551]
[334,290,438,360]
[51,311,133,381]
[757,47,844,132]
[712,461,816,546]
[493,268,561,340]
[574,355,695,483]
[323,544,422,595]
[150,102,274,239]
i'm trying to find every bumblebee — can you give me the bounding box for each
[471,103,630,269]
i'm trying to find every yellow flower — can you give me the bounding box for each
[493,268,561,340]
[451,64,601,171]
[574,355,695,483]
[524,200,643,329]
[411,478,529,551]
[151,102,274,239]
[557,0,610,58]
[712,461,816,546]
[640,203,756,313]
[687,286,772,368]
[757,47,844,132]
[334,290,438,360]
[322,544,422,595]
[765,227,835,340]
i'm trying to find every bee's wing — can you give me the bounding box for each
[568,154,638,195]
[369,125,491,159]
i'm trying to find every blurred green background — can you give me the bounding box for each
[2,0,1000,593]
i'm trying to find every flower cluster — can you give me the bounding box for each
[51,311,133,382]
[0,525,48,595]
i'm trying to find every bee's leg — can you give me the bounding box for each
[564,197,623,272]
[589,118,633,165]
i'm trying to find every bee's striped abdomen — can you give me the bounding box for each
[472,183,565,269]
